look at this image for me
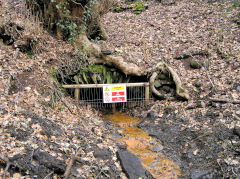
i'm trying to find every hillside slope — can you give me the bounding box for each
[0,0,240,178]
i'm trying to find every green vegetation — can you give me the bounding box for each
[114,6,122,12]
[133,3,147,14]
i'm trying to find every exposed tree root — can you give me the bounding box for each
[150,62,189,100]
[150,72,165,99]
[76,29,146,76]
[76,31,189,100]
[175,51,209,60]
[209,98,240,104]
[64,148,83,179]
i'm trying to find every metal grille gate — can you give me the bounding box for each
[62,83,152,108]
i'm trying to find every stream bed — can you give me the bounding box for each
[105,111,182,178]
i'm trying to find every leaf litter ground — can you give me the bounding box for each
[0,0,240,178]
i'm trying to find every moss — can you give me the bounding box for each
[190,60,202,69]
[88,64,103,73]
[50,68,58,80]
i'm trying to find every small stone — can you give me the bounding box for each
[154,80,161,88]
[237,86,240,92]
[190,60,202,69]
[162,86,171,93]
[194,80,201,88]
[13,173,22,178]
[233,126,240,137]
[161,0,176,5]
[25,86,31,91]
[101,49,114,55]
[151,144,163,152]
[191,170,211,179]
[16,23,24,31]
[150,140,156,145]
[158,74,167,80]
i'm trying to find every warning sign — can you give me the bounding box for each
[103,84,127,103]
[112,86,124,91]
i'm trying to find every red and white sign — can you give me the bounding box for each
[103,84,127,103]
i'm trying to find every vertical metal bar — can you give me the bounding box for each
[94,88,98,108]
[84,88,87,107]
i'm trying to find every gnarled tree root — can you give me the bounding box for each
[150,62,189,100]
[76,29,188,100]
[76,29,146,76]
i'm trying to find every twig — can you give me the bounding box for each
[191,131,212,142]
[2,155,11,179]
[94,161,108,179]
[203,60,215,90]
[233,114,240,121]
[209,98,240,104]
[64,148,83,179]
[205,69,215,89]
[43,171,54,179]
[53,83,73,114]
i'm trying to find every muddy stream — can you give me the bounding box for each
[105,111,182,178]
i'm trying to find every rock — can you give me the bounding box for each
[158,74,167,80]
[161,0,176,5]
[147,111,155,120]
[151,144,163,152]
[112,132,122,140]
[194,80,201,88]
[154,80,161,88]
[237,86,240,92]
[150,140,156,145]
[101,49,114,55]
[191,170,211,179]
[190,60,202,69]
[233,126,240,137]
[7,126,32,141]
[117,150,153,179]
[33,149,66,173]
[233,83,240,92]
[16,23,24,31]
[162,85,171,93]
[93,147,112,160]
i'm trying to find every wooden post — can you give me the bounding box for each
[112,103,116,113]
[74,88,79,101]
[145,85,149,105]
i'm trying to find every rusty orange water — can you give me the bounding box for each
[105,111,182,179]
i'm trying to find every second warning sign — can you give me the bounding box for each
[103,84,127,103]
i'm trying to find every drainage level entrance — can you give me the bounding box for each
[62,83,152,108]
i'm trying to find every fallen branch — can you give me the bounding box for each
[175,51,209,59]
[53,82,73,114]
[209,98,240,104]
[94,161,108,179]
[43,171,54,179]
[0,155,11,179]
[64,148,83,179]
[203,61,215,90]
[233,114,240,121]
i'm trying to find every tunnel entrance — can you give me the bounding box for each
[56,61,153,108]
[62,82,152,108]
